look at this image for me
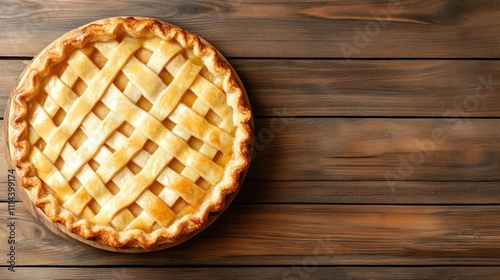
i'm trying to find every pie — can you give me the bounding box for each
[6,17,252,250]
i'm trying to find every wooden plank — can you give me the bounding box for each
[1,59,500,118]
[1,1,500,58]
[4,174,500,205]
[248,118,500,181]
[2,203,500,266]
[2,117,500,200]
[3,267,500,280]
[5,178,500,205]
[236,181,500,205]
[235,59,500,117]
[3,124,500,205]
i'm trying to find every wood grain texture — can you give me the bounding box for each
[1,1,499,277]
[2,116,500,196]
[5,172,500,205]
[3,267,500,280]
[1,1,500,58]
[2,59,500,118]
[4,176,500,205]
[248,118,500,181]
[236,59,500,117]
[236,181,500,205]
[2,203,500,266]
[2,116,500,203]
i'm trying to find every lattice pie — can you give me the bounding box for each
[7,17,252,250]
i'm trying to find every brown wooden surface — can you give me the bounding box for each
[2,59,500,117]
[1,0,500,279]
[3,203,500,266]
[6,267,500,280]
[2,0,500,58]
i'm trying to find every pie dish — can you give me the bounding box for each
[6,17,252,250]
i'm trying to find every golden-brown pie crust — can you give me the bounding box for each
[7,17,252,250]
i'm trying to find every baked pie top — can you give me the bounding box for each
[7,17,252,250]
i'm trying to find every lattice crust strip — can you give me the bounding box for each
[26,34,238,232]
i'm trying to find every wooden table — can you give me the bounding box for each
[1,1,500,279]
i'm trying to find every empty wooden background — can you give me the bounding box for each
[1,0,500,279]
